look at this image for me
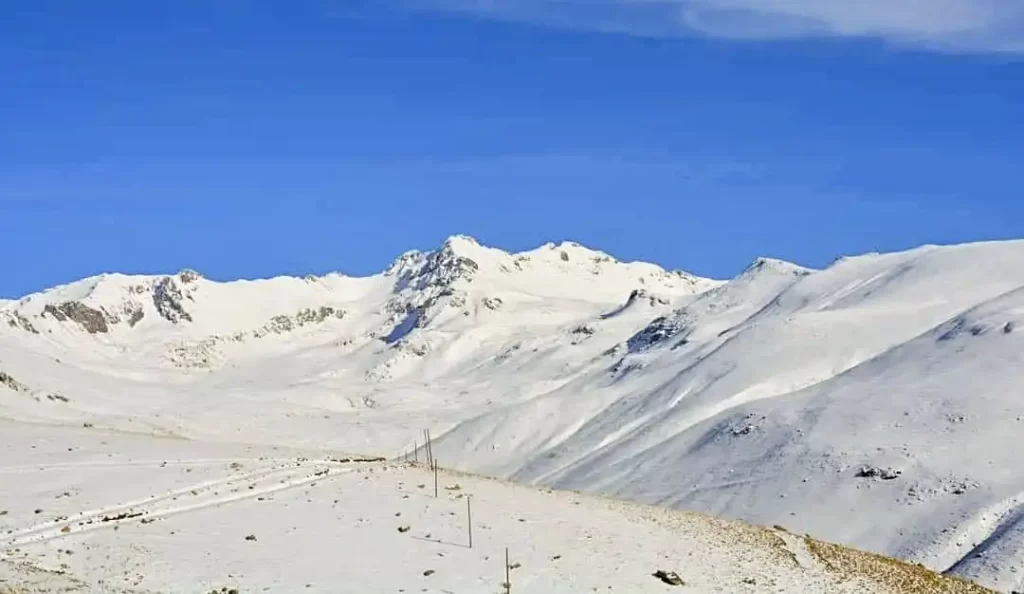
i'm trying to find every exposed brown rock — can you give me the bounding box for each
[42,302,109,334]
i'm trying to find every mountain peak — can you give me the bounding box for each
[385,235,492,276]
[441,234,482,251]
[741,257,814,278]
[383,236,491,292]
[177,269,203,284]
[528,239,617,263]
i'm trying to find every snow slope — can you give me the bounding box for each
[2,236,1024,591]
[0,420,991,593]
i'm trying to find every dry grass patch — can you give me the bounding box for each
[712,518,802,569]
[802,536,995,594]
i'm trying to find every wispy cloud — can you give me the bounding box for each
[405,0,1024,54]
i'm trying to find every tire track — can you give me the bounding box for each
[4,464,351,549]
[0,456,314,474]
[0,459,355,550]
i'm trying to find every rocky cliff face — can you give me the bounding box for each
[153,276,193,323]
[42,302,111,334]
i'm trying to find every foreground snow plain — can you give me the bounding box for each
[3,236,1024,591]
[0,420,989,593]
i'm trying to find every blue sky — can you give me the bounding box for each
[1,1,1022,298]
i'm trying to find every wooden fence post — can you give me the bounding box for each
[426,429,434,469]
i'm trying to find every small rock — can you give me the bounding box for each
[398,525,411,533]
[244,534,257,542]
[653,570,685,586]
[855,466,902,480]
[423,570,435,577]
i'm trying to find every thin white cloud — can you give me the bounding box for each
[407,0,1024,54]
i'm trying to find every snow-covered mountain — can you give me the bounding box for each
[3,235,1024,591]
[1,420,987,594]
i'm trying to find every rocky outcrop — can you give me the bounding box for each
[163,304,348,366]
[602,289,674,320]
[376,282,470,343]
[42,302,110,334]
[101,300,146,329]
[127,308,145,327]
[299,306,346,324]
[420,249,479,288]
[252,306,346,338]
[387,238,481,292]
[4,311,39,334]
[626,289,671,307]
[855,466,902,480]
[570,324,596,345]
[729,413,766,436]
[0,370,28,392]
[626,311,694,353]
[153,277,192,323]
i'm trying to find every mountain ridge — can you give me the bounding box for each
[3,234,720,304]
